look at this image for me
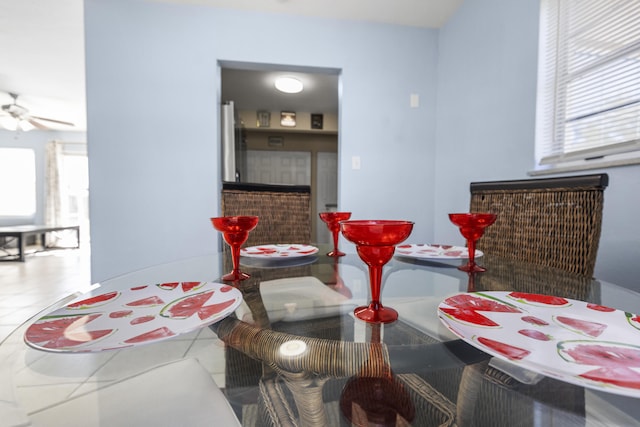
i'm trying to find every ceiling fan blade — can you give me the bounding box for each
[27,118,51,130]
[30,115,75,127]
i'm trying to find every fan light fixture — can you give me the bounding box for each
[0,116,34,132]
[1,93,74,132]
[275,76,303,94]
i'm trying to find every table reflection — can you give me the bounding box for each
[2,247,639,427]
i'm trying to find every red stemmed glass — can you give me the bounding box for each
[448,213,496,273]
[210,216,259,282]
[340,220,414,323]
[319,211,352,257]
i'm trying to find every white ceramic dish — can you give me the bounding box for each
[395,243,482,260]
[240,244,319,259]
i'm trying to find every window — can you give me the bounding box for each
[0,148,36,216]
[45,141,90,243]
[60,151,89,228]
[534,0,640,173]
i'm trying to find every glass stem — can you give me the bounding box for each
[368,265,383,307]
[467,239,476,268]
[332,229,340,253]
[231,244,241,272]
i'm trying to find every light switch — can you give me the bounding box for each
[410,93,420,108]
[352,156,361,170]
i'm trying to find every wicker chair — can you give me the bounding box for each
[443,174,609,425]
[469,173,608,278]
[220,182,313,281]
[221,182,311,247]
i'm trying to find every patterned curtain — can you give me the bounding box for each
[45,140,63,228]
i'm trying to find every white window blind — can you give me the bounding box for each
[535,0,640,171]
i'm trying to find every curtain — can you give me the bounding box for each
[45,140,63,230]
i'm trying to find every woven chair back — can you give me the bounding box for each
[220,186,312,279]
[469,173,608,277]
[221,187,311,247]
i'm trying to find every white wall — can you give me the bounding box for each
[433,0,640,291]
[84,0,439,281]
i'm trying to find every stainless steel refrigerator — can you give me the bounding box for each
[221,101,246,183]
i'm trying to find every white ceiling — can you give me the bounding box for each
[0,0,461,132]
[221,66,341,114]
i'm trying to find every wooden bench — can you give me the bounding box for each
[0,225,80,262]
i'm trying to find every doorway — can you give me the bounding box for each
[220,62,340,243]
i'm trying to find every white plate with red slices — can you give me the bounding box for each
[437,291,640,398]
[395,243,482,260]
[24,281,242,353]
[240,244,319,259]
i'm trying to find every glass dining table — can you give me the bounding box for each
[1,244,640,427]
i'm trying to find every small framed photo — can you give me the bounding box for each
[257,111,270,128]
[268,136,284,147]
[280,111,296,127]
[311,113,323,130]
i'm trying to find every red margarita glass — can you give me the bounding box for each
[210,216,259,282]
[319,211,352,257]
[340,220,414,323]
[448,213,496,273]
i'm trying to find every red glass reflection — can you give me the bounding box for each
[340,323,415,425]
[328,257,352,299]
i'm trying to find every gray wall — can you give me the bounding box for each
[84,0,639,290]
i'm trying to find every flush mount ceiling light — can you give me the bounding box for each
[274,76,303,94]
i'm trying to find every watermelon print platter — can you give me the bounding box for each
[437,291,640,398]
[24,282,242,353]
[240,244,319,259]
[395,243,483,260]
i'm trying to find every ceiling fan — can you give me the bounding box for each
[0,92,74,131]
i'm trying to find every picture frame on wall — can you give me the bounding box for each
[268,136,284,147]
[257,111,271,128]
[311,113,323,130]
[280,111,296,127]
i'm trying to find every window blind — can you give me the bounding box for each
[536,0,640,168]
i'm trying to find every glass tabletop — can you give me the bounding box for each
[2,246,640,426]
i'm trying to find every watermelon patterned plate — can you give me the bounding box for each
[438,291,640,398]
[240,244,319,259]
[24,281,242,353]
[395,244,482,260]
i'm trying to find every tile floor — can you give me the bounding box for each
[0,247,234,424]
[0,247,93,343]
